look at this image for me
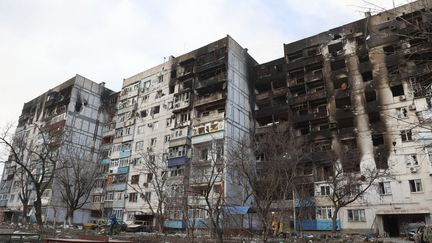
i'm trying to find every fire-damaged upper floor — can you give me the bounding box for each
[254,0,432,175]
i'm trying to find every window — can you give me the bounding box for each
[166,118,172,127]
[316,206,333,219]
[150,138,157,147]
[105,191,114,201]
[129,193,137,202]
[409,179,423,192]
[406,154,418,166]
[347,209,366,222]
[401,130,413,142]
[378,182,391,195]
[147,173,153,182]
[142,192,151,201]
[164,135,170,143]
[201,149,208,160]
[320,185,330,196]
[135,141,144,151]
[152,106,160,115]
[131,175,139,184]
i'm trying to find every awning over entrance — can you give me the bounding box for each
[223,206,254,215]
[376,209,430,215]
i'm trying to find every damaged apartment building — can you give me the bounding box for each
[98,36,256,229]
[255,0,432,236]
[0,75,117,224]
[1,0,432,236]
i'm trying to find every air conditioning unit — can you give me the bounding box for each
[143,183,149,187]
[400,95,406,101]
[410,167,418,173]
[409,105,416,110]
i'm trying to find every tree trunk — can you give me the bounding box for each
[21,203,28,225]
[332,208,340,234]
[34,198,43,230]
[68,208,74,226]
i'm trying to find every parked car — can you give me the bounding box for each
[83,219,107,230]
[414,225,432,243]
[125,220,152,232]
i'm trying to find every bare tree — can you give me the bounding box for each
[324,149,391,233]
[0,123,63,229]
[56,146,99,225]
[128,152,168,232]
[188,139,225,243]
[229,124,303,242]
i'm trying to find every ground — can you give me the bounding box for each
[0,223,415,242]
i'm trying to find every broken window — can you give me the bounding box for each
[401,129,413,142]
[337,118,354,129]
[365,91,376,102]
[328,42,343,55]
[152,105,160,115]
[335,97,351,109]
[390,85,404,97]
[361,71,373,82]
[369,111,381,123]
[330,59,346,71]
[383,45,395,55]
[372,134,384,146]
[287,50,303,62]
[358,54,369,63]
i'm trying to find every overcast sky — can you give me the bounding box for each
[0,0,410,129]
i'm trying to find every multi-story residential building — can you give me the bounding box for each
[1,1,431,236]
[109,36,257,230]
[255,0,432,236]
[0,75,116,224]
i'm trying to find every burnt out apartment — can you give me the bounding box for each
[254,0,432,235]
[0,75,116,224]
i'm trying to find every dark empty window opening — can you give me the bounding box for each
[287,50,303,62]
[331,59,346,71]
[336,97,351,109]
[361,71,373,82]
[391,85,404,97]
[372,134,384,146]
[171,69,177,79]
[256,82,272,93]
[169,85,175,94]
[383,45,395,55]
[273,79,286,89]
[401,130,413,142]
[328,42,343,54]
[334,77,349,90]
[337,118,354,129]
[365,91,376,102]
[368,112,380,123]
[356,36,365,46]
[152,106,160,114]
[358,54,369,63]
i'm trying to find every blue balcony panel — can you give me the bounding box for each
[168,156,187,168]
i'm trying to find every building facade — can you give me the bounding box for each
[1,0,432,236]
[0,75,116,224]
[255,0,432,235]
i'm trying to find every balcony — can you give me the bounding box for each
[196,57,225,73]
[292,110,328,123]
[169,137,190,147]
[256,72,286,84]
[196,72,227,90]
[168,156,188,168]
[305,71,323,83]
[172,100,190,112]
[308,89,327,101]
[194,93,226,107]
[119,89,138,101]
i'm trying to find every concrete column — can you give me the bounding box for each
[369,47,395,168]
[346,40,375,170]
